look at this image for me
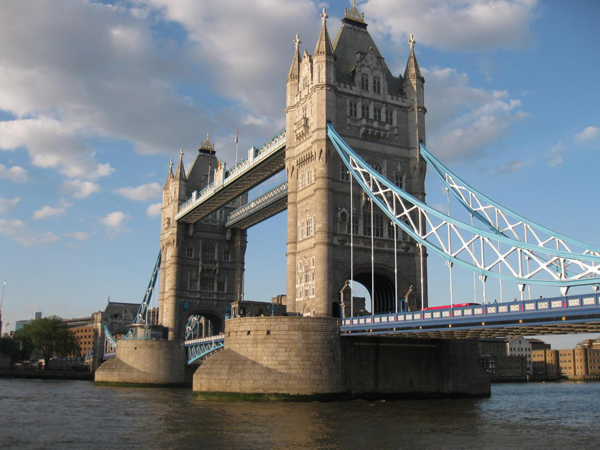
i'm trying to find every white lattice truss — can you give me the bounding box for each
[327,124,600,290]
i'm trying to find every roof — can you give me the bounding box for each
[331,17,402,95]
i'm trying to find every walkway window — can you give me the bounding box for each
[361,73,369,91]
[202,244,216,260]
[373,76,381,94]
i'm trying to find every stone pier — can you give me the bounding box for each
[95,339,186,386]
[193,316,490,399]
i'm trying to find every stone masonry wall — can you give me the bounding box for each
[95,339,186,385]
[194,316,344,396]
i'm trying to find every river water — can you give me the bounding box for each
[1,379,598,449]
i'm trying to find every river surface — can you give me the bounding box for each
[1,379,599,449]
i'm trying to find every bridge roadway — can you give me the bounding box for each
[176,129,286,224]
[341,293,600,339]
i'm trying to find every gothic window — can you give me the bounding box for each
[223,248,231,262]
[363,212,371,236]
[340,163,349,181]
[374,107,382,122]
[300,171,305,189]
[387,221,395,239]
[352,215,359,235]
[200,275,214,291]
[349,101,358,118]
[361,73,369,91]
[361,103,369,119]
[395,172,404,190]
[186,247,194,258]
[217,279,226,292]
[189,274,198,291]
[311,256,315,269]
[374,214,384,238]
[310,273,315,296]
[386,109,393,125]
[202,244,216,261]
[373,76,381,94]
[368,160,383,175]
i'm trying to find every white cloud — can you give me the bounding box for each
[0,218,59,247]
[424,67,528,161]
[546,141,564,167]
[32,205,67,220]
[64,231,90,241]
[0,197,20,214]
[575,126,600,143]
[100,211,131,234]
[146,203,162,217]
[363,0,539,52]
[114,182,162,201]
[0,163,28,182]
[61,180,102,198]
[500,159,529,173]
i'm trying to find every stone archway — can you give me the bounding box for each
[345,265,410,315]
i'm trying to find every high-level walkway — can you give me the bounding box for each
[176,129,286,224]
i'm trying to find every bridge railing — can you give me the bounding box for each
[341,292,600,332]
[176,128,286,219]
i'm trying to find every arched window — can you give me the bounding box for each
[373,76,381,94]
[368,159,383,175]
[202,244,216,260]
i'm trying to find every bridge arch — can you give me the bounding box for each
[342,265,411,315]
[181,310,224,339]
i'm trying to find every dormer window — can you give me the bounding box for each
[361,73,369,91]
[373,76,381,94]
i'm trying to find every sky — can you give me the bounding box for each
[1,0,599,348]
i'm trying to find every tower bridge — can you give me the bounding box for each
[96,5,600,398]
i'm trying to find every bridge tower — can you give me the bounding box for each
[285,5,428,316]
[159,137,247,340]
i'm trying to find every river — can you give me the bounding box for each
[0,379,598,449]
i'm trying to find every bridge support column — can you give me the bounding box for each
[95,339,186,386]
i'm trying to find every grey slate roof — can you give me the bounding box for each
[331,18,403,95]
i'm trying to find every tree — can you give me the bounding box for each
[18,316,81,370]
[0,335,34,367]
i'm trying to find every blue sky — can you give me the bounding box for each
[1,0,599,347]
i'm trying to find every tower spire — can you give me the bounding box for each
[404,33,422,81]
[287,34,301,82]
[174,148,186,179]
[314,8,334,56]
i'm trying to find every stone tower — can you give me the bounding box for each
[285,5,427,317]
[159,136,248,340]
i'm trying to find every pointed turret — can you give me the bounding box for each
[287,34,301,82]
[174,148,186,180]
[163,158,174,189]
[403,34,425,106]
[314,8,334,57]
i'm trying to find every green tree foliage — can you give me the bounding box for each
[0,335,34,367]
[18,316,81,370]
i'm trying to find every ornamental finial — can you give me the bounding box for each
[344,0,366,24]
[294,33,301,47]
[179,148,184,158]
[200,133,215,152]
[321,8,328,24]
[409,33,416,50]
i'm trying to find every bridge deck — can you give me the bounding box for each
[341,293,600,339]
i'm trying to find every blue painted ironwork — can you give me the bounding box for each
[123,251,161,340]
[327,124,600,288]
[102,323,117,360]
[225,181,288,228]
[185,334,225,365]
[341,293,600,336]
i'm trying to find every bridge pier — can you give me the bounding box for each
[193,316,490,399]
[95,339,187,386]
